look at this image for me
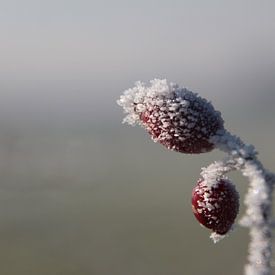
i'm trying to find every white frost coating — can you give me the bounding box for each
[117,79,175,125]
[200,161,232,187]
[210,232,227,243]
[117,79,220,127]
[203,129,275,275]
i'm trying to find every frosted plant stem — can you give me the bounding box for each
[202,129,275,275]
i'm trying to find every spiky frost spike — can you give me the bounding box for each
[117,79,224,154]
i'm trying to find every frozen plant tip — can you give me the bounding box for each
[117,79,275,275]
[192,178,239,236]
[117,79,224,153]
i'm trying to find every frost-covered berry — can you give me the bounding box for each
[117,79,224,154]
[192,178,239,235]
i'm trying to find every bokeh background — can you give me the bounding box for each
[0,0,275,274]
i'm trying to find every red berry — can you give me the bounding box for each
[192,179,239,235]
[117,79,224,154]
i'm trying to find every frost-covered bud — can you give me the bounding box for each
[117,79,224,154]
[192,178,239,235]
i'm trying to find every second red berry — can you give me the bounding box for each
[192,178,239,235]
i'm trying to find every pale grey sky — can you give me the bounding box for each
[0,0,274,121]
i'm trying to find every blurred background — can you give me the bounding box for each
[0,0,275,274]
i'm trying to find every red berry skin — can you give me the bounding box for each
[192,179,239,235]
[140,99,223,154]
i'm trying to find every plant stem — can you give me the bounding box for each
[202,129,275,275]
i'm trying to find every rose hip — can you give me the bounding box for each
[192,179,239,235]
